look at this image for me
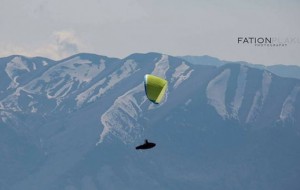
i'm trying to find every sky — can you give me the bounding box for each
[0,0,300,66]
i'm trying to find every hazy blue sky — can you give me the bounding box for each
[1,0,299,65]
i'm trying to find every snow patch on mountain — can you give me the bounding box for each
[42,61,48,66]
[185,99,192,106]
[206,69,231,119]
[246,91,261,123]
[0,110,21,125]
[52,56,105,83]
[47,82,73,100]
[151,54,169,78]
[231,65,248,118]
[33,62,37,70]
[76,78,106,107]
[5,57,31,76]
[0,93,21,112]
[31,106,37,113]
[171,63,194,89]
[0,96,15,111]
[5,57,31,89]
[87,60,139,105]
[280,85,300,122]
[172,63,189,79]
[27,96,38,113]
[98,84,144,144]
[0,111,12,123]
[246,71,272,123]
[261,71,272,103]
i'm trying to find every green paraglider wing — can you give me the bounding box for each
[144,74,168,104]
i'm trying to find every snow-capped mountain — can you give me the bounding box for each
[1,53,300,190]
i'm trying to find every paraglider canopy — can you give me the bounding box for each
[144,74,168,104]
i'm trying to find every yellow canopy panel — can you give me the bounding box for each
[144,74,168,104]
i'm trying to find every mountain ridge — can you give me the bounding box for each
[0,52,300,190]
[180,55,300,79]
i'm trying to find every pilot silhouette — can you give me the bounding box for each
[136,139,156,150]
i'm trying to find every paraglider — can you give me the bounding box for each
[135,139,156,150]
[135,74,168,150]
[144,74,168,104]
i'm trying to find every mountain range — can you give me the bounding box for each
[1,53,300,190]
[180,55,300,79]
